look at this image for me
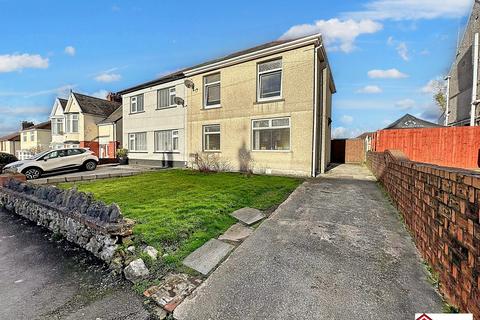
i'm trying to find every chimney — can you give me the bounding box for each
[106,92,122,103]
[21,121,34,130]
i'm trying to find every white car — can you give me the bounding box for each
[3,148,99,180]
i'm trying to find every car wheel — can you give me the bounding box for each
[84,160,97,171]
[23,168,42,180]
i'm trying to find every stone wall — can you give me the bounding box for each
[0,178,134,267]
[367,150,480,317]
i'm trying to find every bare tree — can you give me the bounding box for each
[430,79,447,113]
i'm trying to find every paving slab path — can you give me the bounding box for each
[175,164,443,320]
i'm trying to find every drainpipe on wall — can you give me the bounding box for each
[311,45,320,177]
[444,76,451,126]
[471,32,479,127]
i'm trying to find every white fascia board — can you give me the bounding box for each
[121,78,185,98]
[184,34,322,77]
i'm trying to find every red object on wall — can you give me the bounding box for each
[372,126,480,169]
[80,141,100,157]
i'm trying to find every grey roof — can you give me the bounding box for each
[99,105,123,124]
[58,98,68,110]
[72,92,121,117]
[23,120,51,131]
[384,114,443,130]
[0,131,20,141]
[117,35,321,95]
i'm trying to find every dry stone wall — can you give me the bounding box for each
[0,178,134,267]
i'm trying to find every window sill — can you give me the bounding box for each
[129,111,145,115]
[156,105,178,111]
[202,150,221,153]
[129,151,148,153]
[203,105,222,110]
[254,98,284,105]
[251,149,291,153]
[154,151,180,154]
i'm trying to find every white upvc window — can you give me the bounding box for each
[257,59,282,101]
[154,129,179,152]
[252,117,290,151]
[204,73,221,108]
[30,131,35,141]
[130,94,144,113]
[22,134,27,142]
[65,114,79,133]
[203,124,220,151]
[128,132,147,151]
[52,118,64,135]
[158,87,176,109]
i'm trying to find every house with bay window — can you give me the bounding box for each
[118,71,187,167]
[62,92,122,156]
[184,34,335,176]
[50,97,68,149]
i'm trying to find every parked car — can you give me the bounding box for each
[2,148,98,180]
[0,152,18,170]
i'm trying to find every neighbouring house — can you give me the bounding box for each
[446,1,480,126]
[0,132,21,156]
[62,92,122,156]
[18,121,52,160]
[97,105,123,159]
[49,97,68,149]
[383,114,443,130]
[184,34,335,176]
[118,72,187,167]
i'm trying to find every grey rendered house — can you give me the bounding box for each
[446,1,480,126]
[118,72,188,167]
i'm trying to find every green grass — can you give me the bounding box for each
[60,169,301,265]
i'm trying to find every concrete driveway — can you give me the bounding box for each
[174,164,443,320]
[0,210,151,320]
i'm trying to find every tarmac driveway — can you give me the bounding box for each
[174,164,443,320]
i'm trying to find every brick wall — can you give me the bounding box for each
[367,150,480,317]
[372,126,480,169]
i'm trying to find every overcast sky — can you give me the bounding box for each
[0,0,472,137]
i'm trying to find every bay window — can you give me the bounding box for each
[252,117,290,151]
[52,118,64,135]
[65,114,79,133]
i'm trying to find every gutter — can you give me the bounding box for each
[444,76,451,126]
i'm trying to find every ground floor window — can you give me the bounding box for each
[154,129,179,152]
[252,117,290,151]
[128,132,147,151]
[203,125,220,151]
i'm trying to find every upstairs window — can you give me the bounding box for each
[258,59,282,100]
[30,131,35,141]
[204,73,221,108]
[52,118,64,135]
[130,94,144,113]
[65,114,79,133]
[252,117,290,151]
[158,87,176,109]
[23,134,27,142]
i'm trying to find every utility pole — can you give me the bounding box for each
[445,76,451,126]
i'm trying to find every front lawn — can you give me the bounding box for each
[60,169,301,265]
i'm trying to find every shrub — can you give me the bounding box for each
[116,148,129,158]
[191,152,231,173]
[0,152,18,170]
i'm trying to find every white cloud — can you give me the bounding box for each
[368,68,408,79]
[395,98,416,110]
[345,0,471,21]
[396,42,409,61]
[281,18,382,53]
[357,85,382,94]
[95,72,121,83]
[90,89,109,99]
[421,78,445,94]
[0,54,49,73]
[332,126,363,139]
[0,84,75,98]
[340,115,354,125]
[64,46,76,56]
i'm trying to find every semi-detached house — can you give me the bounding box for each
[119,34,335,176]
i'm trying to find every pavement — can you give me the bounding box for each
[174,164,444,320]
[31,164,155,184]
[0,210,151,320]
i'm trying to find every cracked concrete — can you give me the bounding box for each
[174,164,443,320]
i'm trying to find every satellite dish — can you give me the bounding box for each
[184,79,195,89]
[174,97,185,106]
